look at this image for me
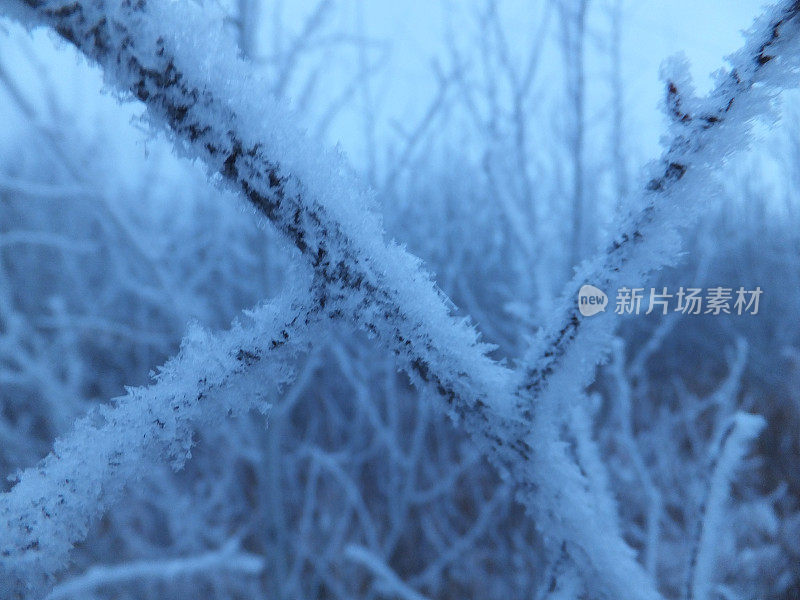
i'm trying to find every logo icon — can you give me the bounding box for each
[578,284,608,317]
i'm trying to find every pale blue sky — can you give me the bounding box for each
[274,0,767,167]
[0,1,771,184]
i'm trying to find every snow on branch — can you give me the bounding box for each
[520,1,800,400]
[0,0,527,592]
[0,0,519,428]
[0,282,319,597]
[511,4,800,594]
[688,412,766,600]
[44,536,264,600]
[0,0,540,579]
[1,0,799,598]
[344,545,431,600]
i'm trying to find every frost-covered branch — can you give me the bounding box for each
[44,537,264,600]
[611,339,663,576]
[344,545,431,600]
[0,0,531,592]
[521,0,800,399]
[688,413,766,600]
[0,283,318,596]
[1,1,799,598]
[513,3,800,592]
[1,0,525,460]
[507,6,800,588]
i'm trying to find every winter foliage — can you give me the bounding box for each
[0,0,799,598]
